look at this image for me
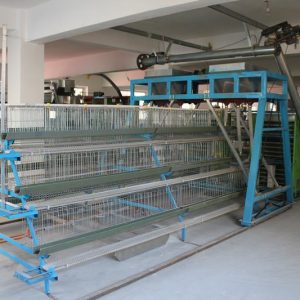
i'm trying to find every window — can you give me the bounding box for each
[74,86,88,96]
[121,90,146,97]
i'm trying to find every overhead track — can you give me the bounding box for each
[136,10,300,119]
[113,25,211,51]
[209,4,268,30]
[207,5,300,118]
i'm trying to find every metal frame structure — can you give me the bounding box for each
[0,26,57,295]
[293,116,300,196]
[0,104,238,294]
[0,71,293,295]
[0,141,58,293]
[130,70,293,226]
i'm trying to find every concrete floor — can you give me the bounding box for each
[0,203,299,300]
[102,203,300,300]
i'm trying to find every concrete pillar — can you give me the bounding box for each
[8,37,44,104]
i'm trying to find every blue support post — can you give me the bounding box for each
[166,81,171,95]
[233,73,239,94]
[130,81,135,105]
[279,99,294,203]
[187,79,192,95]
[147,139,186,241]
[0,139,58,295]
[148,83,152,99]
[242,94,293,225]
[130,71,292,228]
[242,97,267,226]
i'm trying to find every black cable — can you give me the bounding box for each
[93,73,125,103]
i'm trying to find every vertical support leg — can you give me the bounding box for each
[279,100,294,203]
[44,279,50,295]
[235,106,243,155]
[242,97,267,226]
[247,105,254,148]
[26,217,39,247]
[1,25,7,207]
[149,142,186,241]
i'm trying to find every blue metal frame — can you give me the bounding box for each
[0,140,57,294]
[0,70,292,295]
[108,133,187,240]
[130,71,287,105]
[130,70,293,226]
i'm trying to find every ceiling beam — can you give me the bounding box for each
[209,4,268,30]
[27,0,235,43]
[113,26,211,51]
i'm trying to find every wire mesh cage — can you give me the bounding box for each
[5,104,216,133]
[2,104,243,253]
[7,137,230,187]
[24,168,244,246]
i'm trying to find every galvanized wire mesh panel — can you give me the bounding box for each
[5,105,215,133]
[21,169,244,246]
[4,105,242,252]
[6,137,230,187]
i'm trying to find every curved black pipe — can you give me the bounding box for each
[93,73,125,103]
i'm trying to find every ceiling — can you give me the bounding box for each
[126,7,242,40]
[126,0,300,39]
[0,0,50,8]
[225,0,300,25]
[44,0,300,63]
[45,40,115,61]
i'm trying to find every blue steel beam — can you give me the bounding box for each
[254,186,290,202]
[0,233,34,255]
[0,247,35,270]
[132,70,291,227]
[279,99,294,203]
[130,71,287,105]
[0,139,57,295]
[241,96,267,226]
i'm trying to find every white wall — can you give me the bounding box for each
[0,8,45,104]
[45,50,139,79]
[5,10,44,104]
[0,7,17,33]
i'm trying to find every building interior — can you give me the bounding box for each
[0,0,300,299]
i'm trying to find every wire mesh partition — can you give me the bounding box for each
[23,168,244,247]
[7,137,230,187]
[2,104,244,253]
[2,105,225,189]
[0,72,291,294]
[5,104,215,133]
